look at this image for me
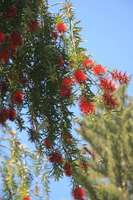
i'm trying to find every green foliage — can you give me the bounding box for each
[75,84,133,200]
[0,129,50,199]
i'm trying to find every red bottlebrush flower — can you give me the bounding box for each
[0,108,9,122]
[57,56,64,67]
[2,5,17,21]
[44,138,52,149]
[29,19,40,33]
[7,41,15,52]
[79,97,95,115]
[62,77,73,88]
[73,69,86,84]
[83,59,94,68]
[102,93,119,109]
[23,197,30,200]
[80,162,89,170]
[63,134,72,143]
[98,78,117,93]
[56,22,66,33]
[19,75,29,87]
[0,51,9,65]
[111,69,130,84]
[0,33,5,46]
[83,147,96,158]
[52,31,58,40]
[13,54,18,58]
[12,91,24,104]
[63,162,73,177]
[8,109,16,121]
[111,69,119,81]
[19,77,28,85]
[60,86,71,98]
[1,81,8,96]
[10,32,23,47]
[93,64,106,76]
[48,152,63,165]
[119,72,130,84]
[71,187,85,200]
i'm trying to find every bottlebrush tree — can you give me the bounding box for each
[0,0,130,199]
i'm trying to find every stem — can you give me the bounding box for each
[70,19,75,52]
[0,143,12,150]
[48,2,63,7]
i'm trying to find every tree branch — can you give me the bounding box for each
[0,144,12,150]
[48,2,63,7]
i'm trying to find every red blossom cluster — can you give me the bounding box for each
[28,19,40,33]
[56,56,64,67]
[98,77,119,108]
[84,147,96,159]
[58,51,130,112]
[98,78,117,93]
[0,108,16,124]
[111,69,130,84]
[52,31,58,40]
[62,77,73,87]
[71,187,85,200]
[0,5,23,65]
[60,86,71,98]
[56,22,66,33]
[79,97,95,115]
[52,22,66,40]
[93,64,107,76]
[63,134,72,143]
[83,58,94,68]
[73,69,86,84]
[19,75,29,86]
[2,5,17,21]
[0,51,9,65]
[44,138,52,149]
[0,5,26,134]
[60,77,73,98]
[8,32,23,52]
[23,197,30,200]
[102,93,119,109]
[80,162,89,170]
[48,152,63,165]
[0,32,5,46]
[0,31,23,63]
[63,162,73,177]
[12,91,24,104]
[0,71,28,100]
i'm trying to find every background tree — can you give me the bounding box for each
[75,84,133,200]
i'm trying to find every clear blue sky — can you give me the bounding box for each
[48,0,133,200]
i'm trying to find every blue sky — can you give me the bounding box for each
[48,0,133,200]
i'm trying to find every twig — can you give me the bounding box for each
[48,2,63,7]
[0,144,12,150]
